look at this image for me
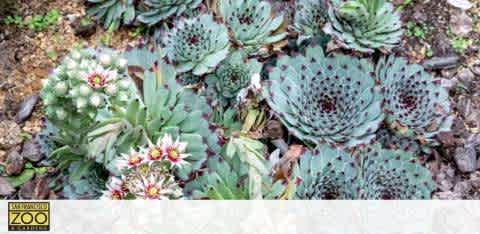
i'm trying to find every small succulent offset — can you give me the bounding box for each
[217,0,287,55]
[264,45,383,147]
[205,50,262,106]
[162,14,230,76]
[324,0,403,53]
[376,56,452,143]
[292,0,329,43]
[376,128,421,155]
[40,48,133,124]
[294,144,435,200]
[87,0,136,30]
[102,144,183,200]
[137,0,203,26]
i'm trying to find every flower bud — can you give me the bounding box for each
[105,83,118,95]
[79,84,92,96]
[117,58,127,69]
[119,79,130,89]
[54,81,68,95]
[76,98,87,109]
[99,53,112,66]
[56,108,67,120]
[89,94,103,107]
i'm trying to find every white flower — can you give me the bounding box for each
[119,79,130,89]
[158,134,190,168]
[66,58,77,69]
[99,53,112,66]
[70,50,81,60]
[133,174,177,200]
[250,73,262,91]
[79,84,91,96]
[86,67,115,89]
[55,108,67,120]
[101,177,126,200]
[115,149,146,171]
[117,58,128,69]
[105,83,118,95]
[89,94,103,107]
[76,98,87,109]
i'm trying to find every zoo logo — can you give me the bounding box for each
[8,202,50,231]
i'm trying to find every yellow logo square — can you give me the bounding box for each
[8,202,50,231]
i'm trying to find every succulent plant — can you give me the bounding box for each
[205,50,262,106]
[376,56,452,143]
[217,0,287,55]
[62,162,108,199]
[324,0,403,53]
[40,48,134,125]
[294,144,360,199]
[137,0,203,26]
[162,14,230,76]
[87,0,136,30]
[264,45,384,147]
[357,145,435,199]
[292,0,329,43]
[294,144,435,200]
[88,47,223,180]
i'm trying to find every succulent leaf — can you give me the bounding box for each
[137,0,203,26]
[325,0,403,53]
[87,0,136,30]
[293,0,329,44]
[264,45,384,147]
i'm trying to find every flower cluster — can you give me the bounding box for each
[102,134,188,200]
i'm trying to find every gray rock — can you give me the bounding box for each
[454,147,477,173]
[6,147,24,176]
[423,56,461,70]
[21,139,43,162]
[0,177,15,196]
[450,12,473,37]
[14,94,38,123]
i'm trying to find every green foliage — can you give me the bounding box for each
[325,0,403,53]
[406,21,427,40]
[162,14,230,76]
[185,136,285,200]
[87,0,136,30]
[3,9,59,31]
[264,45,384,147]
[376,56,452,143]
[205,50,261,107]
[451,37,472,54]
[137,0,202,26]
[217,0,287,55]
[294,144,435,200]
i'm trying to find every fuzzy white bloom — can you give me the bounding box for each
[76,98,87,109]
[66,58,77,69]
[89,94,103,107]
[250,73,262,90]
[105,83,118,95]
[79,84,91,96]
[70,51,81,60]
[69,87,79,97]
[117,58,128,69]
[117,92,129,102]
[99,53,112,66]
[79,60,89,69]
[55,108,67,120]
[41,79,50,88]
[54,81,68,95]
[119,79,130,89]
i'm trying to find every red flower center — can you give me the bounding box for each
[128,155,143,167]
[87,73,106,88]
[111,190,123,200]
[145,185,160,199]
[166,147,180,162]
[149,147,162,161]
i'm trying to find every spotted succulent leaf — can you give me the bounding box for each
[357,145,435,199]
[162,14,230,75]
[324,0,403,53]
[376,56,453,143]
[217,0,287,56]
[264,45,384,147]
[292,0,329,44]
[87,0,136,30]
[294,144,360,199]
[137,0,203,26]
[205,50,262,107]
